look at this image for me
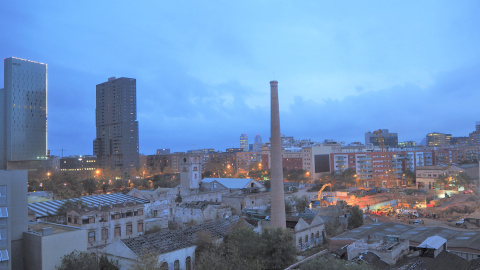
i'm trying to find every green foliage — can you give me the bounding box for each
[300,255,374,270]
[260,227,297,269]
[56,251,98,270]
[128,251,161,270]
[196,222,296,270]
[144,225,162,235]
[292,195,310,212]
[28,179,42,192]
[175,193,182,203]
[46,172,84,199]
[334,168,357,187]
[324,217,343,237]
[82,178,98,195]
[403,169,416,186]
[348,206,364,229]
[151,173,180,188]
[99,254,120,270]
[284,168,309,183]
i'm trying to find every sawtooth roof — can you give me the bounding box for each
[28,193,149,217]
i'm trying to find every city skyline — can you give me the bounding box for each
[1,2,480,155]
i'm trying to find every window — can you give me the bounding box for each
[305,235,308,243]
[160,262,168,270]
[174,260,180,270]
[0,186,6,205]
[0,208,7,218]
[0,228,6,247]
[67,216,72,223]
[186,256,192,270]
[88,231,95,243]
[126,224,132,235]
[114,226,121,237]
[89,216,95,223]
[82,218,89,224]
[0,249,8,262]
[137,209,143,216]
[102,228,108,240]
[137,222,144,233]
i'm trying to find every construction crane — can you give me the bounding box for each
[373,129,385,152]
[317,183,332,201]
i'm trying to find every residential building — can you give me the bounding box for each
[60,155,97,172]
[426,132,451,147]
[93,77,139,170]
[0,170,29,270]
[240,134,248,152]
[1,57,48,170]
[365,129,398,148]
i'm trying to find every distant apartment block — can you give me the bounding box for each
[60,155,97,172]
[365,129,398,148]
[156,149,170,155]
[426,132,451,147]
[93,77,139,170]
[1,57,48,170]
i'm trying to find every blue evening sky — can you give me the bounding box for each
[1,1,480,155]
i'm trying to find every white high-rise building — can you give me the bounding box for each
[1,57,48,170]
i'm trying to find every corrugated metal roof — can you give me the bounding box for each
[28,193,149,218]
[201,178,256,189]
[418,235,446,249]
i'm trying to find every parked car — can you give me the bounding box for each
[456,218,465,226]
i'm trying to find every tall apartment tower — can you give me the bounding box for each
[269,81,286,229]
[93,77,139,170]
[1,57,48,170]
[240,134,248,152]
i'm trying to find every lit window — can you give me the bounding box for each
[88,231,95,243]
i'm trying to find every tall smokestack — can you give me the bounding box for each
[269,80,286,228]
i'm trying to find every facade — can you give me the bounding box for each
[23,222,87,270]
[365,129,398,148]
[240,134,248,152]
[60,155,97,172]
[93,77,139,170]
[1,57,48,170]
[100,217,240,270]
[179,156,201,189]
[426,132,451,146]
[0,170,28,270]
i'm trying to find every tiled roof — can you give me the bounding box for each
[122,216,240,256]
[28,193,149,217]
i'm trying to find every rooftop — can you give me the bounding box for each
[28,193,149,217]
[122,216,240,256]
[28,221,81,235]
[332,222,480,251]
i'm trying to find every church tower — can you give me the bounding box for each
[180,155,201,189]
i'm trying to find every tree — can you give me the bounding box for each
[99,254,120,270]
[292,195,310,212]
[436,174,449,190]
[224,226,264,270]
[175,193,182,203]
[128,251,161,270]
[403,169,416,186]
[335,168,357,187]
[260,227,297,270]
[284,169,309,183]
[82,178,98,195]
[348,206,364,229]
[46,172,84,199]
[56,250,98,270]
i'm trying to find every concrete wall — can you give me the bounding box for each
[23,226,87,270]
